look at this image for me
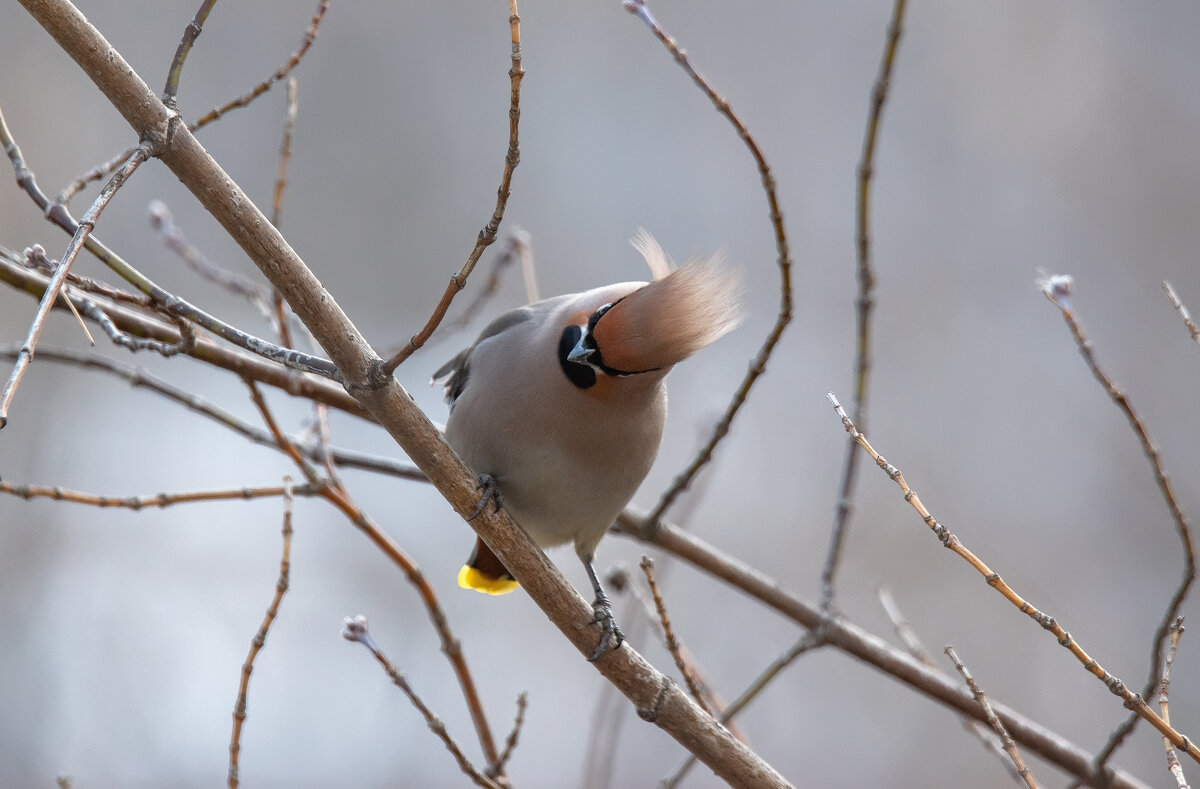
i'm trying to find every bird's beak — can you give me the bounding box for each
[567,330,593,365]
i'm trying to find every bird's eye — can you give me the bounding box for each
[558,326,597,389]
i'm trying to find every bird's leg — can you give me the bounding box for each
[583,559,625,661]
[469,473,503,521]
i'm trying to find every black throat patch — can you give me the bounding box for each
[558,325,597,389]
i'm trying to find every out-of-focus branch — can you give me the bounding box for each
[821,0,906,613]
[625,0,794,529]
[381,0,524,375]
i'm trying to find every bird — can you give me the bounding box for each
[433,230,743,660]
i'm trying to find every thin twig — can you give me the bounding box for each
[0,109,339,379]
[58,0,326,205]
[1159,618,1190,789]
[878,588,1019,778]
[820,0,907,615]
[487,692,528,779]
[189,0,328,131]
[56,144,138,206]
[0,345,414,478]
[244,381,501,769]
[944,646,1039,788]
[272,78,299,229]
[624,0,794,530]
[17,243,152,307]
[1163,281,1200,349]
[0,134,148,428]
[639,556,712,716]
[229,477,294,789]
[827,390,1200,765]
[1,479,318,509]
[341,616,501,789]
[77,296,196,357]
[381,0,523,375]
[663,633,822,789]
[1040,274,1197,773]
[162,0,219,106]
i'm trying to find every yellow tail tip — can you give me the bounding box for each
[458,565,519,596]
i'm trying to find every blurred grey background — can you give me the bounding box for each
[2,1,1199,787]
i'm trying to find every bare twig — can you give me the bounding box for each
[821,0,906,614]
[272,78,299,229]
[0,126,149,428]
[1158,618,1190,789]
[77,296,196,357]
[17,243,152,307]
[945,646,1039,788]
[162,0,219,106]
[59,0,326,205]
[0,345,414,477]
[827,390,1200,766]
[1,479,318,509]
[878,588,1018,777]
[487,693,528,779]
[190,0,328,131]
[341,616,502,789]
[663,633,822,789]
[1040,274,1197,771]
[244,380,501,769]
[639,556,712,716]
[381,0,523,375]
[229,477,295,789]
[1163,281,1200,349]
[0,111,339,379]
[624,0,794,530]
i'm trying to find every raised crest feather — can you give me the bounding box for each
[630,228,674,281]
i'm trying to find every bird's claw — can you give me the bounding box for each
[469,473,503,521]
[587,592,625,662]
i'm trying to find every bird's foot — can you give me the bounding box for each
[588,590,625,662]
[469,473,503,521]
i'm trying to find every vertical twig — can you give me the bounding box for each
[820,0,907,613]
[624,0,794,530]
[162,0,220,106]
[229,478,295,789]
[639,556,712,716]
[382,0,523,374]
[1158,618,1190,789]
[1040,274,1197,772]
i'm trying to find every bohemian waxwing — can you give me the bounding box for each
[434,230,743,660]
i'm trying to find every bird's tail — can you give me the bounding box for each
[457,537,519,595]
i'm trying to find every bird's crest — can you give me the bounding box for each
[592,236,744,373]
